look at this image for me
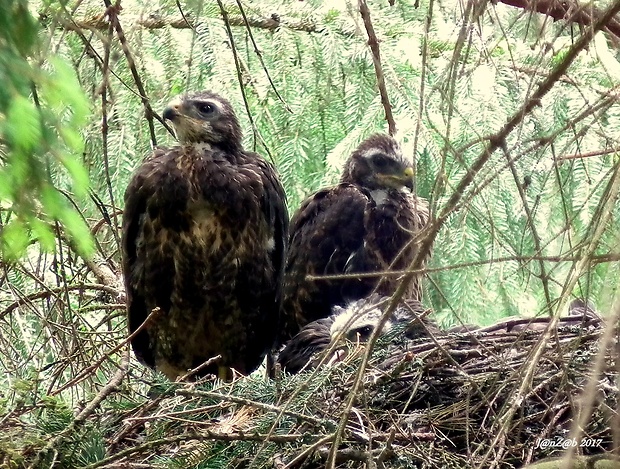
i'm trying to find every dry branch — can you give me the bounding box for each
[498,0,620,40]
[103,1,158,146]
[54,0,620,42]
[358,0,397,136]
[0,283,122,320]
[57,13,321,34]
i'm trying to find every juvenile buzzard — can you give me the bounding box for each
[122,91,288,380]
[280,134,429,342]
[277,295,434,374]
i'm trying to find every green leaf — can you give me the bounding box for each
[58,208,94,258]
[1,218,31,260]
[5,94,41,152]
[60,153,90,197]
[46,56,90,125]
[30,217,56,252]
[39,183,64,219]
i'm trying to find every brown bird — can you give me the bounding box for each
[121,91,288,380]
[277,295,434,374]
[280,134,430,342]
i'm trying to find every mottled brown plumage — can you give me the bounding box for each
[280,134,429,342]
[122,91,288,380]
[277,295,434,374]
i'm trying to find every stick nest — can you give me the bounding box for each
[1,321,614,469]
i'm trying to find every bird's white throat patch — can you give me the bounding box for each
[370,189,388,205]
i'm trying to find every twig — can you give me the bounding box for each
[235,0,291,113]
[99,17,121,249]
[102,0,158,147]
[216,0,275,161]
[28,350,130,469]
[176,388,331,428]
[319,446,395,464]
[411,0,434,194]
[358,0,396,135]
[556,146,620,161]
[50,307,162,396]
[283,434,334,468]
[81,431,309,469]
[174,0,194,30]
[177,355,222,381]
[305,251,620,281]
[500,144,553,309]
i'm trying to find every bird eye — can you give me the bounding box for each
[197,103,215,114]
[371,154,390,169]
[351,325,374,340]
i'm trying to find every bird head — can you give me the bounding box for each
[330,296,393,343]
[162,91,242,148]
[341,134,414,191]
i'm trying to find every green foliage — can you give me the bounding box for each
[37,396,73,433]
[1,0,620,465]
[0,0,93,260]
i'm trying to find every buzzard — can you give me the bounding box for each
[121,91,288,380]
[277,295,434,374]
[280,134,430,342]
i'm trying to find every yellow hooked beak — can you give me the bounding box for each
[378,167,414,190]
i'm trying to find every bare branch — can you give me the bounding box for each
[102,1,158,147]
[498,0,620,40]
[358,0,397,135]
[56,13,322,34]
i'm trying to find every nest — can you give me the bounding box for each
[70,316,615,469]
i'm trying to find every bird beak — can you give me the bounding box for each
[377,167,415,190]
[163,96,184,121]
[162,105,180,121]
[403,167,414,191]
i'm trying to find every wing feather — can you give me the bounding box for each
[280,183,371,341]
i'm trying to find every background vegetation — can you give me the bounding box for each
[0,0,619,467]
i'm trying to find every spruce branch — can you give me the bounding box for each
[27,351,130,469]
[327,1,620,466]
[81,431,310,469]
[58,13,323,34]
